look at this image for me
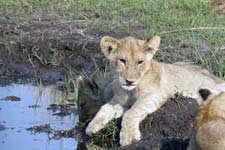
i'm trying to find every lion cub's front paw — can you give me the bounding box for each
[85,124,94,136]
[119,126,141,146]
[85,118,105,136]
[85,104,117,136]
[85,122,101,136]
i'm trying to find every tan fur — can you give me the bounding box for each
[189,91,225,150]
[86,36,225,146]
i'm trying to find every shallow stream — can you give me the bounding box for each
[0,83,78,150]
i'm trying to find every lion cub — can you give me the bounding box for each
[85,36,225,146]
[189,89,225,150]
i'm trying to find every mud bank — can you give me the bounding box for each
[117,96,198,150]
[0,15,206,85]
[0,15,109,84]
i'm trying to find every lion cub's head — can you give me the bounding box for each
[190,89,225,149]
[100,36,160,90]
[197,89,225,126]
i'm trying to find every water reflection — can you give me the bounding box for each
[0,84,78,150]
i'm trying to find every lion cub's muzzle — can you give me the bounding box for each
[120,78,137,91]
[125,79,134,86]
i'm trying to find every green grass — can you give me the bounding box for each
[1,0,224,34]
[0,0,224,79]
[195,49,225,80]
[90,119,120,148]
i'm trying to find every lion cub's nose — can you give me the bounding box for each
[125,79,134,85]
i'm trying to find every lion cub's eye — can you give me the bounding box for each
[119,59,126,65]
[137,60,144,65]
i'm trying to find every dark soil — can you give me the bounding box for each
[209,0,225,14]
[118,96,198,150]
[0,13,204,85]
[0,15,106,84]
[47,103,76,117]
[1,96,21,101]
[27,123,84,140]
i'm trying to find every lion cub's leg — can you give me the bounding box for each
[85,101,125,135]
[120,92,165,146]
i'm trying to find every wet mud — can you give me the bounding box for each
[1,96,21,101]
[0,14,209,85]
[27,123,84,140]
[0,15,105,84]
[47,103,76,117]
[118,96,198,150]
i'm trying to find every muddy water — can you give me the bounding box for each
[0,84,78,150]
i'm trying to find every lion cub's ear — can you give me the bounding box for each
[199,89,211,101]
[100,36,119,59]
[144,36,160,55]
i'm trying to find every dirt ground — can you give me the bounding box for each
[0,16,103,84]
[118,96,198,150]
[0,13,207,85]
